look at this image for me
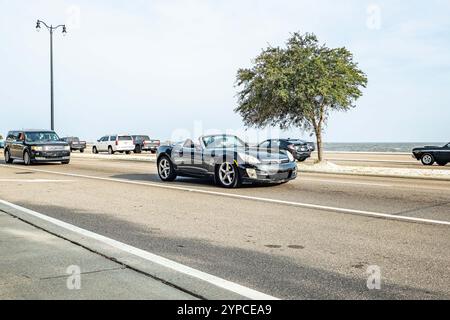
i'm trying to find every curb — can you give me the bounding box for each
[299,168,450,182]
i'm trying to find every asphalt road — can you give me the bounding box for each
[0,156,449,299]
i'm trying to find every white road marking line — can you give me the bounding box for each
[0,199,278,300]
[1,164,450,226]
[0,179,74,183]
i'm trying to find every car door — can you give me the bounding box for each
[174,140,205,175]
[109,136,117,151]
[443,143,450,162]
[99,136,108,151]
[12,132,25,158]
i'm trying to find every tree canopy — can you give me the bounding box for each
[235,32,368,161]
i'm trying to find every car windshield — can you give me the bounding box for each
[25,132,60,142]
[202,135,246,149]
[119,136,132,141]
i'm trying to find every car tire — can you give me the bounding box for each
[421,154,435,166]
[215,162,240,188]
[125,151,131,155]
[157,156,177,181]
[80,149,85,153]
[108,146,114,155]
[437,161,448,166]
[92,146,98,154]
[135,145,142,154]
[62,160,70,165]
[297,157,307,162]
[4,149,13,164]
[23,151,32,166]
[151,150,157,154]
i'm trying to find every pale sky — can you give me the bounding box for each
[1,0,449,142]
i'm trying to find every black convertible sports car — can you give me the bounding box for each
[412,143,450,166]
[157,134,298,188]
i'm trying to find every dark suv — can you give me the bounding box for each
[4,130,71,165]
[61,136,86,153]
[258,139,315,162]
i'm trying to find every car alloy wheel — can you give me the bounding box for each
[158,156,177,181]
[5,149,12,164]
[421,154,434,166]
[23,151,31,166]
[218,162,237,187]
[92,147,98,154]
[159,158,171,179]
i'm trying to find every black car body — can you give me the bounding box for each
[61,136,86,152]
[412,143,450,166]
[4,130,71,165]
[157,134,297,188]
[258,139,315,162]
[132,135,160,154]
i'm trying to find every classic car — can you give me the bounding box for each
[412,143,450,166]
[156,134,298,188]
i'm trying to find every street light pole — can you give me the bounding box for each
[36,20,67,131]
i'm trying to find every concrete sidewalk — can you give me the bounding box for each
[0,211,196,300]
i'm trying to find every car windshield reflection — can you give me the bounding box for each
[25,132,60,143]
[202,135,246,149]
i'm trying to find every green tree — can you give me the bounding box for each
[235,32,368,162]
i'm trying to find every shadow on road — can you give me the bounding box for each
[110,173,284,189]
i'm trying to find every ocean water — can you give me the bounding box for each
[322,142,447,153]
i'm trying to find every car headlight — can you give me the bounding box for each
[64,145,70,151]
[31,146,44,151]
[286,151,295,162]
[238,153,261,165]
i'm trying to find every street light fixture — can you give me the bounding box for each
[35,19,67,131]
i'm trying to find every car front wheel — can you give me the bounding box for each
[4,149,13,164]
[421,154,435,166]
[23,151,32,166]
[92,146,98,154]
[157,156,177,181]
[215,162,240,188]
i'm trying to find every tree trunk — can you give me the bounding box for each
[315,126,323,163]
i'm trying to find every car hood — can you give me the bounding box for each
[209,147,290,161]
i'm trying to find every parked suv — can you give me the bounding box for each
[92,134,135,154]
[61,136,86,153]
[258,139,315,162]
[132,135,160,154]
[4,130,70,165]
